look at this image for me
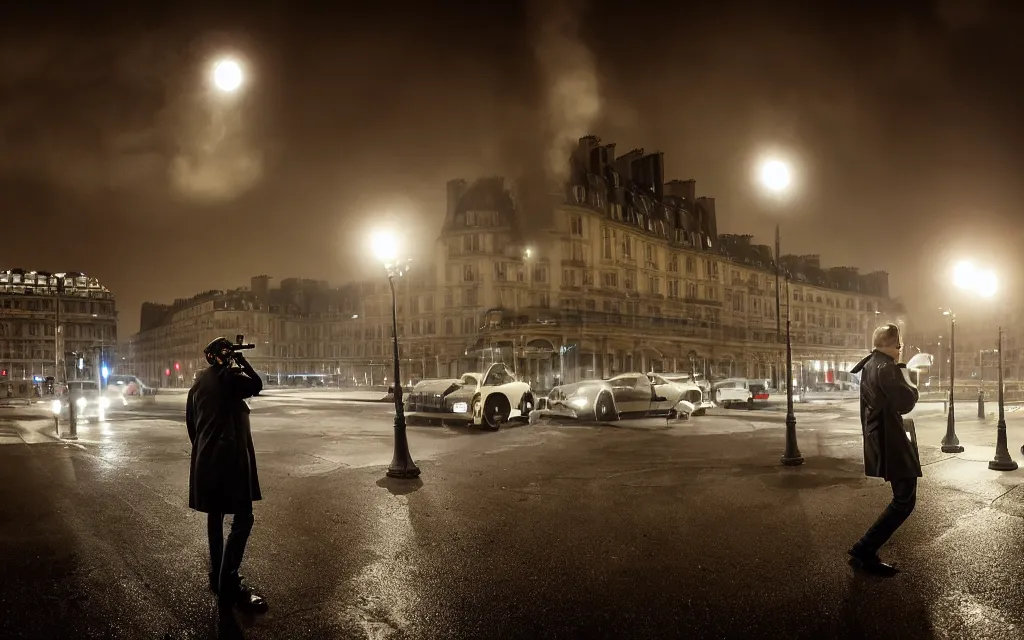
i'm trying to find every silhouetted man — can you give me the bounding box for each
[848,324,921,576]
[186,337,267,609]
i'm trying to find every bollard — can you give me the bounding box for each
[977,390,985,420]
[65,398,79,441]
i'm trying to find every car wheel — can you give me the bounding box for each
[482,394,511,430]
[594,392,618,421]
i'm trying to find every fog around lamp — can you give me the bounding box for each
[976,270,997,298]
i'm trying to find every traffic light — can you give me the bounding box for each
[0,369,6,377]
[165,368,171,377]
[174,362,180,371]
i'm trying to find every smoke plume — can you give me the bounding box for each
[168,99,263,201]
[533,0,601,183]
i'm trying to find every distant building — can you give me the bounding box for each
[132,276,366,387]
[133,135,905,390]
[0,269,118,382]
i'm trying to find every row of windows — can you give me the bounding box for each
[0,323,115,340]
[0,297,115,315]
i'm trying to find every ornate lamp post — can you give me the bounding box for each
[757,156,803,466]
[940,309,963,453]
[988,326,1017,471]
[372,231,420,479]
[781,276,803,466]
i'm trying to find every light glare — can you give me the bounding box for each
[212,59,244,93]
[977,270,997,298]
[760,159,791,192]
[952,261,976,290]
[371,231,399,264]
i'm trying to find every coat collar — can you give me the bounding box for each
[850,349,894,374]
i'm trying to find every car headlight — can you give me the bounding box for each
[569,397,589,409]
[76,397,87,409]
[51,400,62,415]
[99,397,110,409]
[452,401,468,414]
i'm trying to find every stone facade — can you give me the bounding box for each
[132,137,905,390]
[0,269,118,382]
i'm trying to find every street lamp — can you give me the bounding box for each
[780,276,803,466]
[989,326,1017,471]
[940,309,963,453]
[211,57,245,93]
[758,157,802,466]
[371,230,421,479]
[952,262,1019,471]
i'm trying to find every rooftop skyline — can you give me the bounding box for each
[2,0,1021,334]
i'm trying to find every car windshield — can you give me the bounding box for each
[610,376,642,390]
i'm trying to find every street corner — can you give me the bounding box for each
[0,414,63,445]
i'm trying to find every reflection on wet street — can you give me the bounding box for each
[1,395,1023,638]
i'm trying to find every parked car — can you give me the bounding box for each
[713,378,773,409]
[659,372,713,414]
[538,372,700,422]
[52,380,109,422]
[405,363,534,430]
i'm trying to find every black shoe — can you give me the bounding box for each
[847,549,900,577]
[219,581,268,611]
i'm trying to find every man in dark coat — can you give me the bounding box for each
[186,337,267,609]
[847,323,921,576]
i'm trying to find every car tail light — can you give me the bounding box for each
[754,393,769,400]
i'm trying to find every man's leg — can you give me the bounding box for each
[207,513,225,592]
[218,503,254,594]
[850,478,918,571]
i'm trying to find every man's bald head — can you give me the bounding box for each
[873,324,902,357]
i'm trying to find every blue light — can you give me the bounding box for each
[101,365,109,380]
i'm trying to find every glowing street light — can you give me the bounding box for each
[211,58,245,93]
[756,156,801,466]
[760,159,791,193]
[952,260,997,297]
[371,230,399,265]
[369,229,420,479]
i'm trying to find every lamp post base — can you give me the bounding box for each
[989,419,1017,471]
[940,443,964,454]
[988,458,1018,472]
[386,463,421,479]
[781,414,804,466]
[387,424,421,479]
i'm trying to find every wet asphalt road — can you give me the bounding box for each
[1,395,1023,639]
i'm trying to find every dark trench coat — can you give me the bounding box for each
[186,365,263,514]
[850,350,922,481]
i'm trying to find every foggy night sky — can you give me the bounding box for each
[2,0,1024,337]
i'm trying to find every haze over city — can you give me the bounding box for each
[4,3,1024,637]
[3,0,1024,333]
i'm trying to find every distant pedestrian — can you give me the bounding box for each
[186,337,267,609]
[847,324,921,576]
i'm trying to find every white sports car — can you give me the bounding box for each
[404,363,534,430]
[536,372,704,422]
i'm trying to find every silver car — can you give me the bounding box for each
[538,372,699,422]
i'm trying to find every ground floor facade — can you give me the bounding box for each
[193,328,873,393]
